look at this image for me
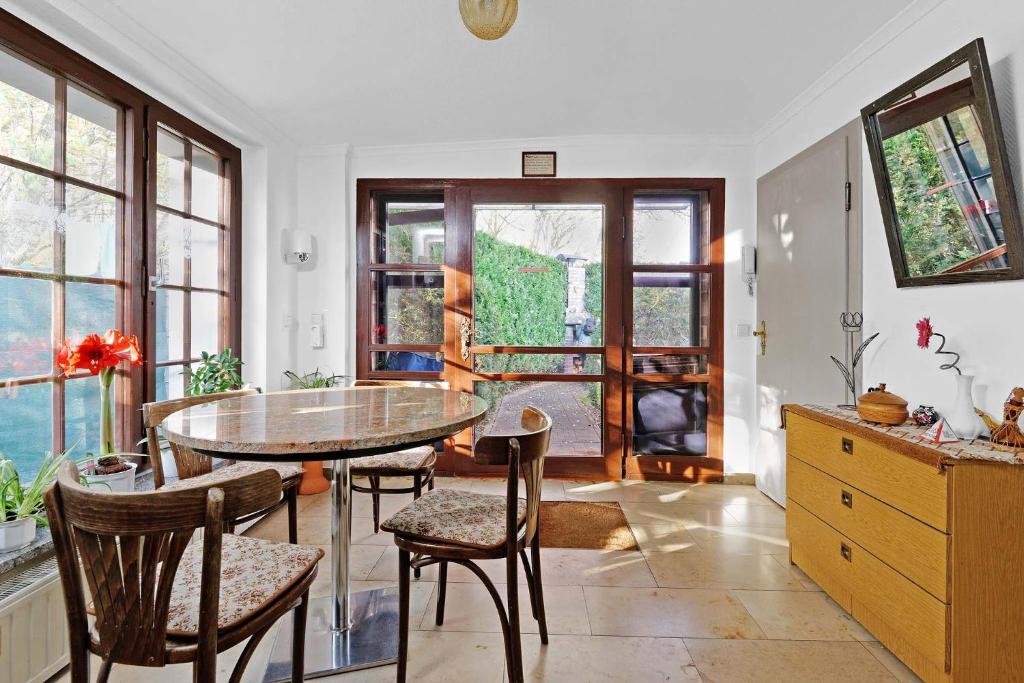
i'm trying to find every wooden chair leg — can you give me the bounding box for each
[531,535,549,644]
[291,590,310,683]
[428,472,435,491]
[67,642,90,683]
[398,549,411,683]
[286,484,298,545]
[506,553,524,683]
[370,476,381,533]
[229,625,273,683]
[435,560,448,625]
[519,549,539,620]
[413,475,423,579]
[96,659,112,683]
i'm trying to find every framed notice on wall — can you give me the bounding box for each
[522,151,557,177]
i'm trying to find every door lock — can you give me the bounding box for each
[753,320,767,356]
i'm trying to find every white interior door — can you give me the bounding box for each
[754,120,862,505]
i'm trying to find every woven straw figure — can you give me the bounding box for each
[992,387,1024,449]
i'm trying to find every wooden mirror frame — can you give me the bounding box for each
[861,38,1024,287]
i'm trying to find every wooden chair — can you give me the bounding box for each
[44,461,322,683]
[382,406,552,683]
[143,390,302,543]
[349,379,448,538]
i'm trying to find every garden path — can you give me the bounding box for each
[482,381,602,455]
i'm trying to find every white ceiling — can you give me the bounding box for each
[82,0,915,146]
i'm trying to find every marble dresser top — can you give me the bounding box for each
[161,386,489,459]
[784,403,1024,469]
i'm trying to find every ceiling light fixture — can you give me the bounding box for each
[460,0,518,40]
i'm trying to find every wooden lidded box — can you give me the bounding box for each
[856,383,909,425]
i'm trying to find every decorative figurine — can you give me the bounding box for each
[990,387,1024,451]
[912,405,940,426]
[830,312,878,408]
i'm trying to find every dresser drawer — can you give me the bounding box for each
[788,455,949,601]
[787,500,853,609]
[786,412,948,530]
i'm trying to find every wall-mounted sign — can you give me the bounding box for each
[522,151,557,177]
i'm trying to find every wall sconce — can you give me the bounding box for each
[285,230,313,265]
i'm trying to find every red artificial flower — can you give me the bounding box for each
[55,329,143,376]
[916,317,933,349]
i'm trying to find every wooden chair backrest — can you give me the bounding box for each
[142,389,258,488]
[473,406,552,546]
[44,462,280,667]
[352,379,450,390]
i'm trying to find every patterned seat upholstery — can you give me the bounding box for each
[165,534,322,637]
[381,488,527,550]
[162,461,303,491]
[349,446,435,474]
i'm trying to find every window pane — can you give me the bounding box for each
[0,49,55,169]
[372,351,444,373]
[633,353,708,375]
[155,364,185,401]
[190,291,220,357]
[155,288,184,361]
[474,380,601,457]
[473,204,603,347]
[156,210,185,285]
[371,271,443,344]
[633,382,707,456]
[66,85,117,189]
[0,276,51,379]
[189,221,220,289]
[474,353,602,375]
[191,147,220,222]
[65,185,116,278]
[0,165,54,272]
[375,199,445,263]
[632,272,710,347]
[65,375,101,457]
[66,282,115,341]
[156,128,185,210]
[0,382,53,481]
[633,194,706,265]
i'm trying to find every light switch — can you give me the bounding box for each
[736,323,752,338]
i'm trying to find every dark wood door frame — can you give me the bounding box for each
[355,178,725,481]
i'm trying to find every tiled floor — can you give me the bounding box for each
[55,478,923,682]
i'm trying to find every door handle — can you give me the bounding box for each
[753,320,767,356]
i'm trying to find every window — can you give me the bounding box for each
[0,47,124,475]
[0,11,242,478]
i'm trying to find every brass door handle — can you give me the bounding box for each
[753,320,767,356]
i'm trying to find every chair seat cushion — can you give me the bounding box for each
[166,534,322,637]
[381,488,527,550]
[162,461,303,491]
[349,446,435,473]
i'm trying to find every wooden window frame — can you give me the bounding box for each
[0,9,241,460]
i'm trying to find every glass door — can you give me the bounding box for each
[623,186,724,481]
[452,183,624,478]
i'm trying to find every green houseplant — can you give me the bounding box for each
[186,348,244,396]
[0,450,83,552]
[283,368,345,389]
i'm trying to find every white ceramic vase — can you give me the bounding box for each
[945,374,987,440]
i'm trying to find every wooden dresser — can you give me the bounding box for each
[784,405,1024,682]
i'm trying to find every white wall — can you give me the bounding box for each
[288,135,760,473]
[755,0,1024,421]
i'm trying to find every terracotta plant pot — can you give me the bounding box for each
[299,460,330,495]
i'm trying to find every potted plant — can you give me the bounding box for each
[186,348,243,396]
[283,368,346,495]
[0,451,77,552]
[56,329,144,491]
[284,368,345,389]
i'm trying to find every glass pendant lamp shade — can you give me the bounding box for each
[459,0,518,40]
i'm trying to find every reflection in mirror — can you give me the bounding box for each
[862,39,1024,286]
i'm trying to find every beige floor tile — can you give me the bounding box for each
[366,545,441,582]
[563,480,695,503]
[514,634,701,681]
[771,554,824,591]
[354,579,436,628]
[309,544,387,597]
[644,550,806,590]
[723,502,787,527]
[419,582,590,635]
[298,488,412,520]
[619,502,735,530]
[862,642,924,682]
[732,590,875,641]
[688,525,789,556]
[685,638,897,682]
[584,586,764,639]
[669,484,778,507]
[320,631,507,683]
[629,524,701,553]
[533,548,657,587]
[468,477,566,500]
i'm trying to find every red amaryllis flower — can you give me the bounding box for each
[916,317,934,349]
[55,329,143,376]
[103,329,143,367]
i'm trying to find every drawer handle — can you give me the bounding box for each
[840,543,852,562]
[841,490,853,508]
[841,437,854,455]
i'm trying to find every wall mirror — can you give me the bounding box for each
[862,38,1024,287]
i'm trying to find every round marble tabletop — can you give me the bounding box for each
[161,386,489,460]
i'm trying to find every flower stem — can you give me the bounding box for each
[932,332,962,375]
[99,368,115,455]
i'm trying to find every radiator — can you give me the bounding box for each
[0,557,68,683]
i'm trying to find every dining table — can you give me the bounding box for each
[161,385,489,681]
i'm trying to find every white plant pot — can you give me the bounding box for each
[0,516,37,553]
[160,450,179,480]
[83,462,138,493]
